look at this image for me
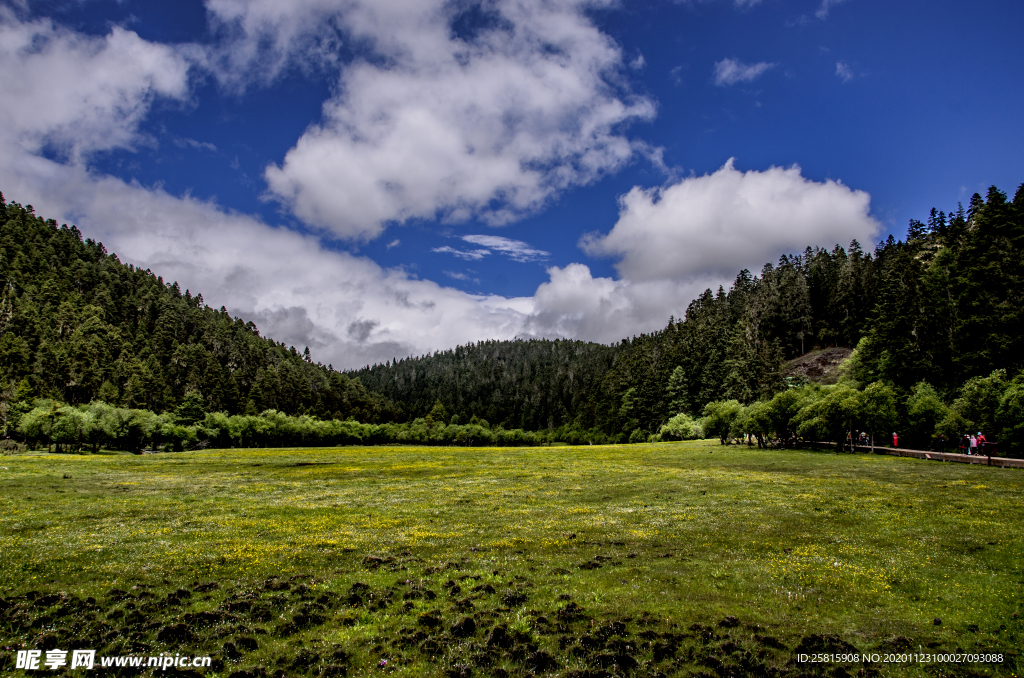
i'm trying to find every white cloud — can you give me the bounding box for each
[0,10,531,371]
[432,245,491,261]
[816,0,848,19]
[203,0,348,89]
[432,234,550,263]
[0,9,193,162]
[581,159,881,282]
[461,235,549,263]
[212,0,656,240]
[522,264,720,343]
[836,61,854,82]
[3,154,545,368]
[713,57,775,87]
[733,0,763,7]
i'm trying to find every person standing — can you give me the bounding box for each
[969,434,978,455]
[977,431,987,455]
[961,433,970,454]
[892,432,899,448]
[937,433,946,452]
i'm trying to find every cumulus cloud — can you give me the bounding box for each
[713,57,775,86]
[522,264,721,343]
[221,0,657,240]
[0,9,193,162]
[581,159,881,282]
[529,156,884,345]
[203,0,348,89]
[3,156,546,368]
[0,10,533,369]
[0,6,666,369]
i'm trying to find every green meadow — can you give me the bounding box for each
[1,441,1021,677]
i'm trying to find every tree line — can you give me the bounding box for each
[13,395,548,452]
[665,367,1022,457]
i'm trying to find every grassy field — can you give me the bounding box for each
[1,440,1021,677]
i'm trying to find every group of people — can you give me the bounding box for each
[846,431,893,448]
[844,431,871,448]
[844,430,991,455]
[929,432,989,454]
[959,432,988,455]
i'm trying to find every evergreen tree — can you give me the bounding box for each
[175,391,206,426]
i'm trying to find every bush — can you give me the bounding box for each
[628,428,648,444]
[659,413,703,441]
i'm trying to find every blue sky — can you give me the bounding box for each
[1,0,1021,368]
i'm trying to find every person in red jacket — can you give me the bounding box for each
[892,432,898,448]
[977,432,987,455]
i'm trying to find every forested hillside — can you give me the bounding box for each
[352,242,879,438]
[354,183,1024,448]
[353,339,617,430]
[0,194,398,426]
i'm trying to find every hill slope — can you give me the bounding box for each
[0,194,397,422]
[781,347,854,385]
[352,338,618,430]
